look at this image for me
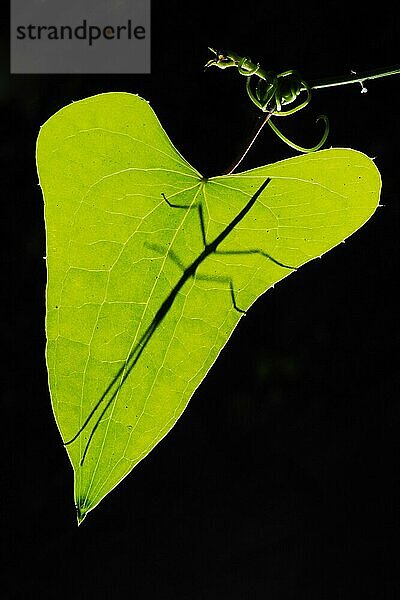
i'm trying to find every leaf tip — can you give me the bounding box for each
[77,514,86,526]
[76,498,89,526]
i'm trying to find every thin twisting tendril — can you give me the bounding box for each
[205,48,329,152]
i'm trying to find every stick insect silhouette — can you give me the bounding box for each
[64,177,295,466]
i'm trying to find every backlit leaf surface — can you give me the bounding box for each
[36,93,380,522]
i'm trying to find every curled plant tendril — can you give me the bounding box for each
[205,48,329,153]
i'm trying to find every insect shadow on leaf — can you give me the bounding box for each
[64,177,296,466]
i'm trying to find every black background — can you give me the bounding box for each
[3,1,400,598]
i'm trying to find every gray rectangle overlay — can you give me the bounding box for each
[11,0,150,74]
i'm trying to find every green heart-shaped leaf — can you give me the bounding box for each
[36,92,380,522]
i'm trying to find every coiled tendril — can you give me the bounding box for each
[205,48,329,153]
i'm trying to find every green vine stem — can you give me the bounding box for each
[308,66,400,90]
[205,49,400,92]
[205,49,400,172]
